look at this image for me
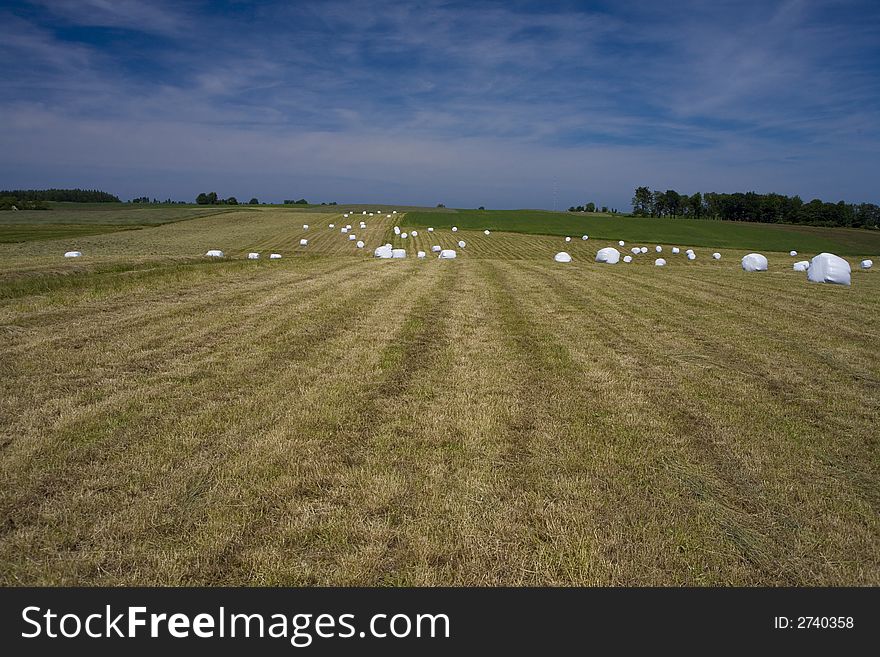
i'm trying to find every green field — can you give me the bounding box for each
[0,207,877,585]
[407,209,880,256]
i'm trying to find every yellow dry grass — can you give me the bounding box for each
[0,208,877,585]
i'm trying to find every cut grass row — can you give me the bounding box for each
[1,243,877,584]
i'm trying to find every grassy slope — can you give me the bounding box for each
[406,209,880,256]
[0,208,877,585]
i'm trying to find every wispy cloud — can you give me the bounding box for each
[1,0,878,206]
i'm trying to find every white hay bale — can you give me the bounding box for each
[439,249,457,259]
[247,252,260,259]
[686,252,696,261]
[270,253,282,259]
[64,251,82,258]
[205,249,224,257]
[712,252,721,260]
[411,230,418,237]
[341,227,349,233]
[582,235,589,240]
[554,251,572,263]
[356,240,365,248]
[631,247,640,254]
[362,211,367,215]
[329,223,335,228]
[671,247,680,254]
[623,255,633,263]
[346,224,352,230]
[369,212,374,216]
[452,226,458,232]
[391,248,406,259]
[458,240,466,248]
[360,222,366,228]
[417,250,426,259]
[401,232,408,239]
[685,249,694,255]
[484,230,490,235]
[808,253,850,285]
[431,245,441,252]
[655,245,662,252]
[374,245,393,258]
[565,236,571,242]
[428,227,434,232]
[741,253,768,271]
[596,247,621,264]
[302,224,309,230]
[655,258,666,266]
[861,259,873,269]
[618,240,625,246]
[393,226,401,235]
[349,234,356,241]
[300,238,308,246]
[392,210,397,214]
[343,213,348,218]
[793,260,809,271]
[641,247,648,254]
[790,250,798,256]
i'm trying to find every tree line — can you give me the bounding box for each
[0,188,120,203]
[631,187,879,229]
[568,202,619,214]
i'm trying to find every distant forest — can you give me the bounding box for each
[631,187,879,229]
[0,188,121,203]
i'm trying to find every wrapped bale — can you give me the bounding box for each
[623,255,633,263]
[247,252,260,259]
[554,252,572,263]
[596,247,621,264]
[860,259,873,269]
[64,251,82,258]
[793,260,809,272]
[439,249,457,259]
[391,248,407,259]
[807,253,850,285]
[741,253,768,271]
[269,253,282,259]
[205,250,224,257]
[655,258,666,266]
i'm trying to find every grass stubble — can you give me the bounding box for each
[0,208,877,585]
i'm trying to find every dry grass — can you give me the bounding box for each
[0,208,877,585]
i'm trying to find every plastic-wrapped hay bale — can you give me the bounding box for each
[329,223,335,229]
[655,258,666,266]
[411,230,418,237]
[685,248,694,255]
[401,232,408,239]
[596,247,621,264]
[393,210,397,214]
[793,260,809,272]
[582,235,589,240]
[618,240,625,246]
[686,252,696,261]
[300,238,308,246]
[741,253,768,271]
[346,224,352,230]
[439,249,457,259]
[362,211,367,215]
[343,214,348,218]
[417,251,426,259]
[807,253,850,285]
[341,227,348,233]
[303,224,309,230]
[247,252,260,259]
[205,250,224,257]
[861,259,873,269]
[790,250,798,256]
[64,251,82,258]
[431,245,441,252]
[269,253,282,259]
[452,227,458,232]
[360,222,366,228]
[374,245,393,258]
[672,247,680,254]
[623,255,632,263]
[356,241,365,249]
[655,245,662,252]
[484,230,490,235]
[565,236,571,242]
[391,248,406,259]
[393,226,400,235]
[712,252,721,260]
[428,227,434,232]
[554,252,572,263]
[458,240,466,248]
[349,234,356,241]
[641,247,648,254]
[631,247,640,254]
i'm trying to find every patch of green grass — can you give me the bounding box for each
[0,223,145,243]
[405,209,880,256]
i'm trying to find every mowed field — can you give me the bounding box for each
[0,207,878,585]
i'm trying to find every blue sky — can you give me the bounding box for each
[1,0,878,208]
